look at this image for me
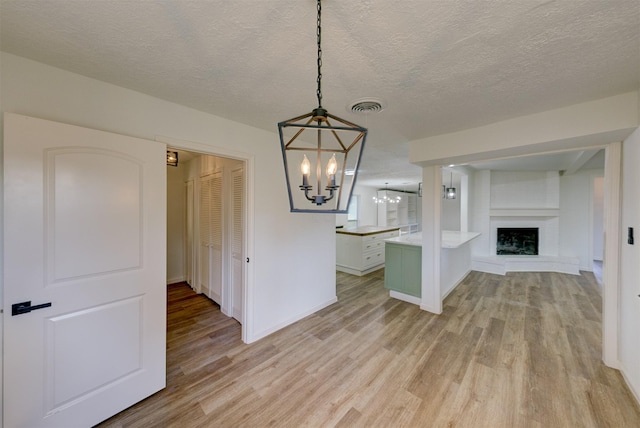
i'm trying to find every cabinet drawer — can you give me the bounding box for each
[362,250,385,269]
[362,230,399,244]
[362,240,385,253]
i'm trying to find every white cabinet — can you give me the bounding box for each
[336,227,400,276]
[377,190,419,234]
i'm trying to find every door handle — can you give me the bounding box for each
[11,300,52,316]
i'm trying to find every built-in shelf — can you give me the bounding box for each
[378,190,419,233]
[489,208,560,217]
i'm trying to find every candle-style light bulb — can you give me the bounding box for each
[326,154,337,186]
[301,155,311,186]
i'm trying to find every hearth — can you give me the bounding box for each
[496,227,539,255]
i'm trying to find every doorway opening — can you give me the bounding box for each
[162,137,252,342]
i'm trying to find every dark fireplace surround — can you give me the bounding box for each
[496,227,539,255]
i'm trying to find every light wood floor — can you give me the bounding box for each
[97,269,640,427]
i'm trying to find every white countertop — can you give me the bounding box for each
[441,231,481,248]
[385,231,481,248]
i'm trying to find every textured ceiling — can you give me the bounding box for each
[1,0,638,189]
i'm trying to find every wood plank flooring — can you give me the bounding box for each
[97,269,640,427]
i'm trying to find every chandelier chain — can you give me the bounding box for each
[316,0,322,109]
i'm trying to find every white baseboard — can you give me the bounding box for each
[389,290,421,305]
[472,255,580,275]
[420,302,442,315]
[336,264,384,276]
[248,296,338,343]
[619,362,640,406]
[441,269,471,300]
[166,276,186,285]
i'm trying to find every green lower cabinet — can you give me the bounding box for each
[384,242,421,297]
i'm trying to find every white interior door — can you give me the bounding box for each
[3,114,166,427]
[199,171,223,304]
[231,166,244,322]
[185,179,195,287]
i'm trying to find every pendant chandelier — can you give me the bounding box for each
[278,0,367,213]
[445,172,457,199]
[373,183,401,204]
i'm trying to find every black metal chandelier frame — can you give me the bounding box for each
[278,0,367,213]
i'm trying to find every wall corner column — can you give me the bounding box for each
[420,165,442,314]
[602,141,622,368]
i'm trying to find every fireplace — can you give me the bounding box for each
[496,227,539,255]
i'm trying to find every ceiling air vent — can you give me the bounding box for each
[348,98,386,114]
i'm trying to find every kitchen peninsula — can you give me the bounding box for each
[336,226,400,276]
[384,230,480,304]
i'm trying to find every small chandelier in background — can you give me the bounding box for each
[374,183,401,204]
[278,0,368,213]
[445,172,456,199]
[167,150,178,167]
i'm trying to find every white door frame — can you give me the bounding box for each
[157,136,254,344]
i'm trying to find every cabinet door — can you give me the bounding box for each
[401,247,422,297]
[384,244,421,297]
[384,244,403,291]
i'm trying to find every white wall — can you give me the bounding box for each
[167,163,186,284]
[441,170,461,231]
[355,185,379,226]
[335,184,379,228]
[559,169,604,270]
[469,170,491,255]
[620,126,640,401]
[593,176,604,261]
[0,53,338,343]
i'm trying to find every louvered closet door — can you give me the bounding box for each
[231,166,245,321]
[185,180,195,287]
[199,171,223,303]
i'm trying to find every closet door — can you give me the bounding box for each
[231,166,245,321]
[185,180,195,287]
[199,170,223,303]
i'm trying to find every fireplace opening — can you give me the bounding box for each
[497,227,539,255]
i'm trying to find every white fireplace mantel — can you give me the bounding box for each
[490,208,559,217]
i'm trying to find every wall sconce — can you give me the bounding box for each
[167,150,178,167]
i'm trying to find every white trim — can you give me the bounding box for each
[441,269,471,300]
[249,296,338,343]
[420,166,443,314]
[620,362,640,405]
[471,256,580,275]
[155,135,256,344]
[602,141,622,368]
[335,264,384,276]
[389,290,421,305]
[166,276,186,285]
